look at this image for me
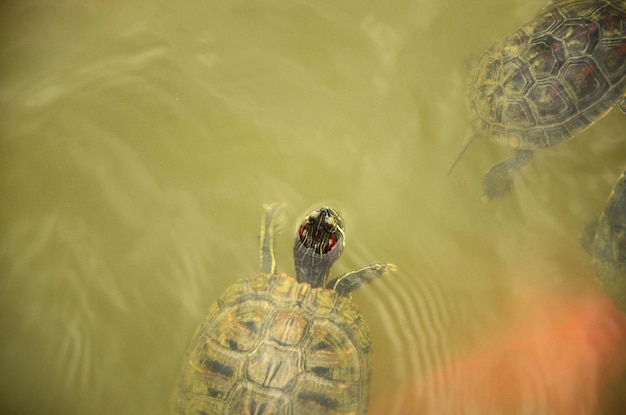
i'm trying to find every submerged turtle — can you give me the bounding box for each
[584,169,626,313]
[171,204,395,415]
[452,0,626,199]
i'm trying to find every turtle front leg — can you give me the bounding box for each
[259,203,285,274]
[619,95,626,115]
[329,263,397,297]
[482,149,534,200]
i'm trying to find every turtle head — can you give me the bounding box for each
[293,207,345,288]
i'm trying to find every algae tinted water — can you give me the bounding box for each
[1,0,625,414]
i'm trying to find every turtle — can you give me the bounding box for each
[171,204,396,415]
[583,168,626,313]
[450,0,626,199]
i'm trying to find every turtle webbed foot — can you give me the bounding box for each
[331,263,397,297]
[481,150,533,200]
[482,163,515,199]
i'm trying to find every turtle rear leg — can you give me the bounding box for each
[259,203,285,274]
[329,263,397,297]
[482,149,534,200]
[619,95,626,114]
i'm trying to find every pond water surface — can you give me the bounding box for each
[1,0,625,414]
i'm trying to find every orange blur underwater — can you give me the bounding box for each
[371,285,626,415]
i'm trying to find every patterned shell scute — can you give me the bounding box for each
[173,273,372,415]
[468,0,626,149]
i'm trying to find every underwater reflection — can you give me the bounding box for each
[371,285,626,415]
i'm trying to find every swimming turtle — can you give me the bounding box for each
[171,204,396,415]
[583,169,626,313]
[452,0,626,199]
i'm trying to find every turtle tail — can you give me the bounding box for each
[447,130,478,175]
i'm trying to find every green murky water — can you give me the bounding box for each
[1,0,625,414]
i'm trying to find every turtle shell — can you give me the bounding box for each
[468,0,626,149]
[171,272,371,415]
[592,169,626,313]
